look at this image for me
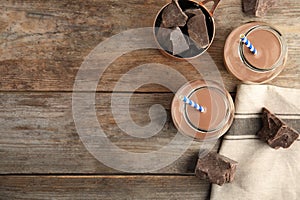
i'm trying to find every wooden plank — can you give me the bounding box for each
[0,0,299,92]
[0,175,210,200]
[0,92,220,174]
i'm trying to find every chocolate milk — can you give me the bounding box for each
[186,87,227,131]
[171,80,234,141]
[224,22,287,84]
[243,29,281,70]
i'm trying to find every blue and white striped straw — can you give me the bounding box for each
[240,34,258,55]
[179,95,205,113]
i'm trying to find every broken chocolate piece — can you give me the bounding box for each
[184,8,204,18]
[257,107,299,149]
[187,12,209,49]
[156,26,173,53]
[242,0,276,17]
[162,0,188,28]
[242,0,258,15]
[195,152,238,186]
[170,27,190,55]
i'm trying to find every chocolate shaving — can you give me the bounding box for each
[257,107,299,149]
[195,152,238,186]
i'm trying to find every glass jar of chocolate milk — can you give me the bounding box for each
[171,80,234,141]
[224,22,288,84]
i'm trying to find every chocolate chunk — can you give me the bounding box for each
[257,107,299,149]
[162,0,188,28]
[156,26,173,53]
[242,0,276,17]
[242,0,258,15]
[170,27,190,55]
[184,8,204,18]
[195,152,238,186]
[187,12,209,49]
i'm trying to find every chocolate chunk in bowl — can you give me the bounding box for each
[153,0,220,59]
[170,27,190,55]
[161,0,188,28]
[156,26,173,53]
[187,11,209,49]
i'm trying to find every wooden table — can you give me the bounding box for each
[0,0,299,199]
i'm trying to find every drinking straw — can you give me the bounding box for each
[240,34,258,55]
[179,95,205,112]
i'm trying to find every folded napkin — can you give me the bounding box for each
[210,84,300,200]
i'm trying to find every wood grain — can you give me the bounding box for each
[0,92,220,174]
[0,0,299,92]
[0,175,211,200]
[0,0,299,199]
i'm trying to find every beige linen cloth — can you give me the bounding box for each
[210,84,300,200]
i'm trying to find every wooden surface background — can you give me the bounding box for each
[0,0,299,199]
